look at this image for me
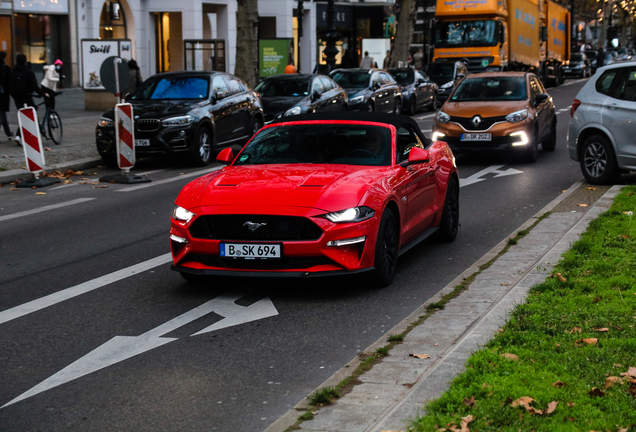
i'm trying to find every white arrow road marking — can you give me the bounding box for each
[2,290,278,408]
[459,165,523,188]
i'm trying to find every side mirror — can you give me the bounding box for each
[406,147,429,165]
[535,93,549,105]
[372,81,380,90]
[216,147,234,165]
[210,90,218,104]
[311,90,321,101]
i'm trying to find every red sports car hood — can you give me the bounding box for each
[179,164,390,212]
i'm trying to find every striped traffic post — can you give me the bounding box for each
[15,106,60,188]
[99,103,150,184]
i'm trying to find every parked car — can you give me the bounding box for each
[329,68,402,113]
[255,74,347,123]
[387,67,439,114]
[96,71,263,167]
[421,60,469,102]
[169,112,459,287]
[432,72,557,162]
[563,53,592,79]
[584,50,599,73]
[568,61,636,184]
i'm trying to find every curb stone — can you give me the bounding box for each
[264,181,621,432]
[0,157,102,186]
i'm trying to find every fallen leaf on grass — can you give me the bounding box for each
[586,187,596,190]
[567,417,576,421]
[460,415,473,432]
[556,273,567,282]
[10,188,19,191]
[620,367,636,378]
[546,401,558,414]
[567,326,582,334]
[409,354,430,359]
[605,376,623,389]
[588,387,605,397]
[35,192,46,195]
[462,396,475,407]
[567,402,575,407]
[510,397,543,415]
[593,327,609,332]
[501,353,519,362]
[553,380,567,388]
[575,338,598,346]
[614,363,623,367]
[577,204,589,207]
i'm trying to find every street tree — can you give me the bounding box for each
[235,0,259,88]
[389,0,417,68]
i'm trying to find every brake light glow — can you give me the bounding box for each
[570,99,581,117]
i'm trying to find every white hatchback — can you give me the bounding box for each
[568,61,636,184]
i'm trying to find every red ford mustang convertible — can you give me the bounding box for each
[170,113,459,286]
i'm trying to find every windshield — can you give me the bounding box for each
[388,69,414,86]
[451,77,528,102]
[570,54,583,62]
[255,78,311,97]
[235,124,392,166]
[330,71,371,89]
[435,20,498,47]
[131,77,209,100]
[422,63,455,82]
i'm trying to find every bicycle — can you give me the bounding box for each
[33,91,63,145]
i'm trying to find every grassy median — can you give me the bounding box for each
[411,186,636,432]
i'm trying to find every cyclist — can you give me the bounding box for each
[41,59,62,110]
[9,54,48,146]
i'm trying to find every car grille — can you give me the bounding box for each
[185,253,336,270]
[136,119,160,132]
[449,115,507,131]
[189,215,323,241]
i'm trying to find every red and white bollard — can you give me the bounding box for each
[99,103,150,184]
[15,106,60,188]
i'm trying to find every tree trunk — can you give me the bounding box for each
[598,0,613,47]
[235,0,259,88]
[389,0,417,68]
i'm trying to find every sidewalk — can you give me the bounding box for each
[265,181,617,432]
[0,88,103,183]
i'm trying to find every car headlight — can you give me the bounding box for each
[505,109,528,123]
[322,206,375,223]
[98,117,113,127]
[172,205,196,223]
[574,64,583,69]
[349,95,364,104]
[441,81,454,89]
[284,106,302,116]
[162,115,195,127]
[436,110,451,124]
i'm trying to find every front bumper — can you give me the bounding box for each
[96,122,197,157]
[169,205,380,277]
[433,120,532,153]
[563,67,585,77]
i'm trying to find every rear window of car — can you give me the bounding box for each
[131,77,210,100]
[254,78,311,97]
[235,124,393,166]
[450,77,528,101]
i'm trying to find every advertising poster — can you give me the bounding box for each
[259,39,292,78]
[81,40,130,90]
[361,39,391,68]
[13,0,69,14]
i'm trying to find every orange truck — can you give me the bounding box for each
[433,0,570,85]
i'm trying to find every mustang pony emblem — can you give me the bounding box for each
[244,221,267,232]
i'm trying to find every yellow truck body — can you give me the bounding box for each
[546,0,569,62]
[509,0,540,68]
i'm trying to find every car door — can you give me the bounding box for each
[414,71,428,109]
[325,76,347,110]
[600,66,636,166]
[210,74,233,144]
[529,76,550,141]
[370,72,387,112]
[381,72,400,112]
[394,125,438,242]
[319,76,338,111]
[310,78,329,113]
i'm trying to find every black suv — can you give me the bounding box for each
[96,71,264,166]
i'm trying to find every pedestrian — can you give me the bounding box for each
[413,48,424,70]
[360,51,374,68]
[284,64,297,74]
[382,50,391,69]
[596,45,605,68]
[126,59,142,95]
[41,59,62,110]
[10,53,47,146]
[0,51,13,141]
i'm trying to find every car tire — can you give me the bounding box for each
[190,126,212,167]
[432,176,459,243]
[101,154,118,168]
[580,134,620,185]
[393,98,401,114]
[407,96,417,115]
[250,117,263,137]
[372,209,399,287]
[429,94,439,111]
[542,119,557,152]
[523,127,539,163]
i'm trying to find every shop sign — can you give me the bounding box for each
[258,39,292,78]
[81,40,131,90]
[13,0,69,14]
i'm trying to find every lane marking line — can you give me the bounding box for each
[415,113,436,120]
[116,166,223,192]
[135,169,165,176]
[49,184,78,191]
[0,253,172,326]
[0,198,96,223]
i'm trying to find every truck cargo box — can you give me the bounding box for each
[546,0,569,61]
[436,0,508,18]
[508,0,540,68]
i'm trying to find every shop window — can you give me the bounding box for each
[100,1,127,39]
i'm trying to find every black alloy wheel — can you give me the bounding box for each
[542,119,557,152]
[251,117,263,137]
[432,176,459,242]
[429,94,439,111]
[190,126,212,166]
[48,111,63,145]
[580,134,620,185]
[393,98,402,115]
[372,209,399,287]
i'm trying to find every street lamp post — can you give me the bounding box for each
[324,0,339,73]
[297,0,304,72]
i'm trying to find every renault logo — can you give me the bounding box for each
[471,116,482,127]
[244,221,267,232]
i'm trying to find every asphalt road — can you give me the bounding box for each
[0,78,592,431]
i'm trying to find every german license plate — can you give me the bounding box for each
[135,139,150,146]
[461,133,492,141]
[220,243,281,260]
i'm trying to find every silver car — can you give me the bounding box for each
[568,60,636,184]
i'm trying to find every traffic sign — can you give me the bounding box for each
[99,56,130,97]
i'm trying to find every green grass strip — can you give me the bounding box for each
[411,186,636,431]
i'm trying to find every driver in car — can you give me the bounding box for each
[364,128,384,155]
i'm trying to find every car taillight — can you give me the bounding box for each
[570,99,581,117]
